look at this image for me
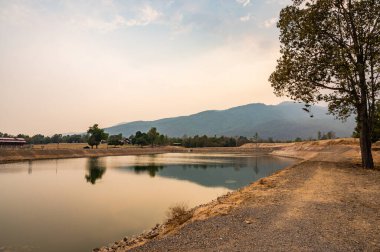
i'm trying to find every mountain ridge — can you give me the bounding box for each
[105,102,356,140]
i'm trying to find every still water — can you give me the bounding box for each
[0,153,295,252]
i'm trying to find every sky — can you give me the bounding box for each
[0,0,291,135]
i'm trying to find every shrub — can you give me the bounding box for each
[166,203,192,226]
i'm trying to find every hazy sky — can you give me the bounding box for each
[0,0,291,135]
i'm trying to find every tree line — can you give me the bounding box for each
[0,132,89,144]
[1,124,341,149]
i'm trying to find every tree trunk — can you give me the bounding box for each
[359,105,375,169]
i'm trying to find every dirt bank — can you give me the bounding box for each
[96,139,380,251]
[0,147,179,164]
[0,145,280,164]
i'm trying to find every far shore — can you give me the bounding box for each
[0,143,287,164]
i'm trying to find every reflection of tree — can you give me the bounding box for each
[254,157,259,175]
[28,161,32,175]
[133,165,163,177]
[85,158,106,184]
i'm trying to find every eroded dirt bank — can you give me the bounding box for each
[96,139,380,252]
[0,145,278,164]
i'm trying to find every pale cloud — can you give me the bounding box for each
[70,15,126,32]
[69,4,162,32]
[262,17,277,28]
[169,12,194,35]
[0,2,40,26]
[0,0,290,135]
[236,0,251,7]
[126,4,162,27]
[240,14,252,22]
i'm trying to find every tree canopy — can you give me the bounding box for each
[87,124,108,149]
[270,0,380,168]
[147,127,159,147]
[108,134,124,147]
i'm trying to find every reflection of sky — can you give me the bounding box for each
[0,156,231,252]
[0,153,295,190]
[113,153,295,189]
[0,153,295,251]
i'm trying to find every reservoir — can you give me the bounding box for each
[0,153,295,252]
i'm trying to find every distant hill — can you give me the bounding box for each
[105,102,356,140]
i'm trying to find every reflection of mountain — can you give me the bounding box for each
[119,156,295,190]
[85,158,106,184]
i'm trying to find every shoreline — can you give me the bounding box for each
[2,139,379,251]
[95,139,380,251]
[0,145,278,164]
[95,158,303,252]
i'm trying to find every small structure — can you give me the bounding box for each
[0,137,27,148]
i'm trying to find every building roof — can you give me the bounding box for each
[0,137,27,144]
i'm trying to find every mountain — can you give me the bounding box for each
[105,102,356,140]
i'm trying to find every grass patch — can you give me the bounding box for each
[166,203,193,226]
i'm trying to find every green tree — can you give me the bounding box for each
[108,134,124,147]
[87,124,108,149]
[51,134,62,144]
[30,134,46,144]
[353,102,380,143]
[295,137,303,142]
[269,0,380,168]
[131,131,149,146]
[147,127,159,147]
[16,134,30,143]
[327,131,336,139]
[65,134,83,143]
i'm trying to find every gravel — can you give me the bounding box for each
[126,160,380,252]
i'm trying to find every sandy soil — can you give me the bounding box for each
[96,139,380,252]
[0,145,276,164]
[0,146,184,163]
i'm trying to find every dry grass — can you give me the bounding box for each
[166,203,193,227]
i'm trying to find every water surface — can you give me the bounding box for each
[0,153,295,251]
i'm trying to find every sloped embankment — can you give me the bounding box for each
[96,139,380,251]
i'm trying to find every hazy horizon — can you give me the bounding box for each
[0,0,292,135]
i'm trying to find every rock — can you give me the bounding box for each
[244,220,252,224]
[145,231,159,239]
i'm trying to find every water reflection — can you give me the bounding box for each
[28,160,32,174]
[119,155,295,190]
[85,158,106,184]
[0,153,295,252]
[133,165,164,177]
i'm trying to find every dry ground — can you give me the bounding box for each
[97,139,380,252]
[0,144,275,164]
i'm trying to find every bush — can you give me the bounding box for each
[166,203,192,226]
